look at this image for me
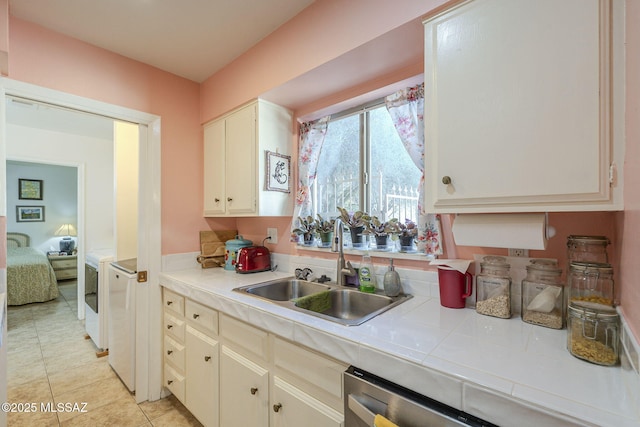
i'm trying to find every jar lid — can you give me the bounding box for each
[481,255,510,268]
[526,259,561,273]
[569,261,613,274]
[568,303,618,319]
[567,235,610,246]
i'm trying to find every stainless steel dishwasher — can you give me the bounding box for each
[344,366,497,426]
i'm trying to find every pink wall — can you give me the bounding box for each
[7,18,208,255]
[618,0,640,338]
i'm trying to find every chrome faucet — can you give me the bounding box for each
[332,218,357,286]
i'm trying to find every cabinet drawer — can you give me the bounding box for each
[52,258,76,269]
[163,289,185,316]
[274,337,346,401]
[164,312,185,342]
[220,314,268,362]
[186,299,218,335]
[56,269,77,280]
[164,363,185,403]
[164,335,186,371]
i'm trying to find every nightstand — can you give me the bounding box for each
[48,254,78,281]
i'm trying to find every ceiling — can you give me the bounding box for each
[9,0,315,83]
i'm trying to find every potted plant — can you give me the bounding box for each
[363,216,399,249]
[314,214,335,247]
[337,207,371,248]
[397,219,418,252]
[292,216,317,246]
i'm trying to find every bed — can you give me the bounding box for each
[7,232,59,306]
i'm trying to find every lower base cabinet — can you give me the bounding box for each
[185,326,219,427]
[220,345,269,427]
[271,376,343,427]
[162,288,346,427]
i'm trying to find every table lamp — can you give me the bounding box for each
[55,223,77,253]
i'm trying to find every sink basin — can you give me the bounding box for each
[294,288,410,326]
[235,278,332,301]
[233,278,412,326]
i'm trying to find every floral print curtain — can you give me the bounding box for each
[385,83,442,256]
[290,116,330,241]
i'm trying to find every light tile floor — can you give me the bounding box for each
[6,281,203,427]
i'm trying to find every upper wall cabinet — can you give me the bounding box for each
[204,99,294,217]
[423,0,624,213]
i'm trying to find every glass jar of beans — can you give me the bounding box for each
[476,256,511,319]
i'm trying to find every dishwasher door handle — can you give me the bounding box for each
[348,393,385,426]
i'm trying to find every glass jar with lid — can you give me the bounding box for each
[476,256,511,319]
[521,260,564,329]
[567,305,619,366]
[567,262,614,309]
[567,235,610,264]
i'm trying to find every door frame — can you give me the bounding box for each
[0,77,163,402]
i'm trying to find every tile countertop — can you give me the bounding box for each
[159,267,640,427]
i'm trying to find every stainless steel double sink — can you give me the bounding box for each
[233,278,412,326]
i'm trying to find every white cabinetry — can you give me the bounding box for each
[203,99,294,217]
[162,290,219,427]
[219,314,345,427]
[423,0,624,213]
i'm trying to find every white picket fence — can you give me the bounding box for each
[312,174,418,222]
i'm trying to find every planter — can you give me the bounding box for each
[299,233,315,246]
[375,234,390,249]
[349,226,366,248]
[318,231,333,248]
[399,235,415,252]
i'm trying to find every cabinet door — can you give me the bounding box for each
[204,119,226,215]
[424,0,619,212]
[219,345,269,427]
[225,104,256,214]
[186,326,219,427]
[271,376,343,427]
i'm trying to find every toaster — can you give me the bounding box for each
[235,246,271,273]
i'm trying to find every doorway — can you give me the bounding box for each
[0,78,163,405]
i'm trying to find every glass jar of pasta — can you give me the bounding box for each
[567,304,619,366]
[567,262,614,309]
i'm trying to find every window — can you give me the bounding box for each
[312,101,421,223]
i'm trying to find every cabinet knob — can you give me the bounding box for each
[214,198,220,202]
[166,300,173,305]
[227,197,233,202]
[204,355,211,362]
[193,313,200,319]
[167,324,173,329]
[250,387,258,395]
[442,176,452,185]
[273,403,282,413]
[167,380,173,385]
[167,350,173,355]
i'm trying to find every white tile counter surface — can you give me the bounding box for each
[159,260,640,427]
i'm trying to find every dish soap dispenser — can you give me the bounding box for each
[358,253,376,293]
[383,258,402,296]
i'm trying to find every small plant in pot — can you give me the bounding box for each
[337,207,371,248]
[292,216,317,246]
[363,216,399,250]
[397,219,419,252]
[314,214,335,248]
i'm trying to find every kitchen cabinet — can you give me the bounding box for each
[423,0,624,213]
[162,290,219,427]
[219,314,346,427]
[203,99,294,217]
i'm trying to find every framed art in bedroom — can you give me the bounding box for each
[19,178,43,200]
[16,206,45,222]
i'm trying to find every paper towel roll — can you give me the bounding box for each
[452,213,549,250]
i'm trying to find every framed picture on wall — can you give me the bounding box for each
[265,151,291,193]
[16,206,45,222]
[19,178,43,200]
